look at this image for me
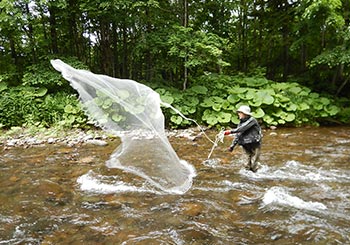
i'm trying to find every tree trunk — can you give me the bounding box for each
[183,0,188,90]
[145,8,152,81]
[122,21,129,78]
[48,5,58,54]
[99,19,114,76]
[24,3,36,63]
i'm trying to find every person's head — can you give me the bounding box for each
[236,105,251,119]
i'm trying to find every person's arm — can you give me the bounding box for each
[228,136,239,152]
[232,117,255,134]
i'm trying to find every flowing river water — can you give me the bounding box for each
[0,126,349,244]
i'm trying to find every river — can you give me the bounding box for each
[0,126,349,244]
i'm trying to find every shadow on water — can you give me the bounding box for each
[1,127,350,244]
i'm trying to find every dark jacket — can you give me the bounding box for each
[230,116,261,147]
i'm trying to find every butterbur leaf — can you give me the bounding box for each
[117,89,130,100]
[298,103,310,110]
[35,87,48,97]
[212,104,221,111]
[64,104,77,114]
[227,94,240,104]
[249,100,262,107]
[252,108,265,118]
[189,85,208,94]
[0,82,7,92]
[218,111,231,123]
[289,86,302,94]
[285,103,298,111]
[257,90,274,105]
[325,105,340,115]
[284,113,296,122]
[245,89,256,100]
[231,115,240,124]
[112,113,123,122]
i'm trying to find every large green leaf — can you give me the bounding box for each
[252,108,265,118]
[288,86,302,94]
[256,90,274,105]
[200,96,224,109]
[231,115,240,124]
[227,94,240,104]
[217,111,232,123]
[222,100,235,110]
[112,113,124,122]
[189,85,208,94]
[285,103,298,111]
[35,87,48,97]
[324,105,340,116]
[298,102,310,111]
[117,89,130,100]
[202,109,218,125]
[170,115,183,125]
[160,94,174,104]
[0,82,7,92]
[102,99,113,109]
[245,89,256,100]
[228,87,247,94]
[262,114,276,125]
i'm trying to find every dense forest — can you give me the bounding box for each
[0,0,350,129]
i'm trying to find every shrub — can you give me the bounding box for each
[0,85,86,128]
[152,74,343,128]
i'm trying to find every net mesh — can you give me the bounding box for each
[51,59,195,194]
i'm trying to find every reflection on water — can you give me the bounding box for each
[1,127,350,244]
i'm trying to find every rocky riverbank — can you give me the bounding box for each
[0,127,112,149]
[0,126,204,149]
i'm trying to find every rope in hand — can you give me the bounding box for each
[160,102,227,159]
[207,127,225,159]
[161,101,216,145]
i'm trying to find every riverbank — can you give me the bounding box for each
[0,126,112,149]
[0,126,204,149]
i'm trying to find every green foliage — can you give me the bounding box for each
[41,92,87,128]
[0,86,86,128]
[154,74,343,128]
[22,56,89,91]
[167,26,230,74]
[310,45,350,69]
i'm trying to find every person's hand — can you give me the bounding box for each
[227,146,234,152]
[224,130,231,135]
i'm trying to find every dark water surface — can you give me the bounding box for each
[1,127,349,244]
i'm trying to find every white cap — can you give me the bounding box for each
[237,105,252,116]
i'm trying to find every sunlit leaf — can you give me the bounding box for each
[217,111,232,123]
[112,113,124,122]
[117,89,130,100]
[170,115,183,125]
[252,108,265,118]
[35,87,48,97]
[227,94,240,104]
[257,90,274,105]
[189,85,208,94]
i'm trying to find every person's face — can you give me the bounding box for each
[237,111,246,119]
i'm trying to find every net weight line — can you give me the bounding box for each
[161,102,225,159]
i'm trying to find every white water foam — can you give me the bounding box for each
[78,160,196,195]
[240,160,350,183]
[262,186,327,211]
[77,170,162,195]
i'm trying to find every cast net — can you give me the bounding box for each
[51,59,195,194]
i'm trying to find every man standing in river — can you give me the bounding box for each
[224,105,262,172]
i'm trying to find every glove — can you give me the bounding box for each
[224,130,232,135]
[228,141,237,152]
